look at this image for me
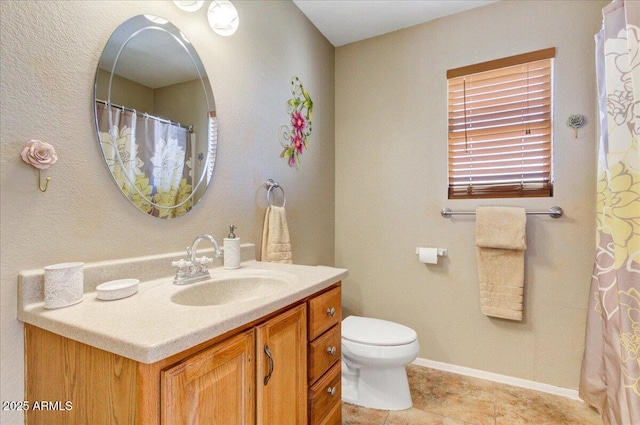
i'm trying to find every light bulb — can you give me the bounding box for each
[207,1,239,36]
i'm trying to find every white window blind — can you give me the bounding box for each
[447,48,555,199]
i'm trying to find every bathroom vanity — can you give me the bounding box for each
[18,245,346,424]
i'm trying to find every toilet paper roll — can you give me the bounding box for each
[418,248,438,264]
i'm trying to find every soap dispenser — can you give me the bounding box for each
[223,225,241,269]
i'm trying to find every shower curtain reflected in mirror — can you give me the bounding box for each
[580,1,640,424]
[96,102,193,218]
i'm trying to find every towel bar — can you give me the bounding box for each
[441,206,562,219]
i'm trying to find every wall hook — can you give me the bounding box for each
[38,169,51,192]
[20,139,58,193]
[567,114,586,138]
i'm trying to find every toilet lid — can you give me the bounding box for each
[342,316,417,346]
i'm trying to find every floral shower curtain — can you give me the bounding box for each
[579,1,640,424]
[96,102,193,217]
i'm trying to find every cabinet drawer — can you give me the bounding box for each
[308,362,341,425]
[308,286,341,340]
[308,324,341,383]
[317,400,341,425]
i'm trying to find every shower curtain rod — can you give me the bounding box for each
[441,206,563,219]
[95,99,193,132]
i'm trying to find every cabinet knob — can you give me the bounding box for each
[327,346,337,356]
[326,307,336,317]
[326,386,337,396]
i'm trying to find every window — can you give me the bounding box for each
[447,48,555,199]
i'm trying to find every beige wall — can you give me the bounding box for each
[154,78,208,135]
[335,0,606,390]
[96,69,155,113]
[0,1,334,420]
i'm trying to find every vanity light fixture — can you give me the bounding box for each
[207,1,239,36]
[172,1,205,12]
[172,0,239,36]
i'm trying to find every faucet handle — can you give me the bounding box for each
[195,256,212,273]
[172,259,192,268]
[197,256,213,265]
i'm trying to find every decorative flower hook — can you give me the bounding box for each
[20,140,58,192]
[566,114,586,138]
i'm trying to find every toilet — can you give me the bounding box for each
[341,315,420,411]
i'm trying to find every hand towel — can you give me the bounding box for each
[476,206,526,321]
[261,205,293,264]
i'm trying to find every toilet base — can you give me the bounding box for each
[342,363,413,411]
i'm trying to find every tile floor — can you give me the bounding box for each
[342,365,602,425]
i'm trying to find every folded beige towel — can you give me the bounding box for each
[476,207,526,321]
[261,206,292,264]
[476,207,526,250]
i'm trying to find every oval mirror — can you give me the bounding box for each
[94,15,217,218]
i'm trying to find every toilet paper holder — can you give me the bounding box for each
[415,247,448,257]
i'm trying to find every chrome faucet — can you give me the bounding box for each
[188,234,223,264]
[172,234,223,285]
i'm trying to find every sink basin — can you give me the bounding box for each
[170,270,297,306]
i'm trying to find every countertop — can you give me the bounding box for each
[18,247,348,364]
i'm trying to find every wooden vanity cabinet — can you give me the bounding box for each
[307,285,342,425]
[24,283,341,425]
[161,304,307,425]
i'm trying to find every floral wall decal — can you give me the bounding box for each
[20,139,58,192]
[279,76,313,168]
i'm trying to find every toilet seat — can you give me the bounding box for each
[342,316,417,346]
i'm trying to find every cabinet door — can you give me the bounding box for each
[256,304,307,425]
[161,329,255,425]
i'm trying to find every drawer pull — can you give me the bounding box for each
[327,346,337,356]
[326,386,337,396]
[263,344,274,386]
[326,307,336,317]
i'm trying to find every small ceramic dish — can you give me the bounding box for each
[96,279,139,301]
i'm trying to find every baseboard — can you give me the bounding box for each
[412,357,582,401]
